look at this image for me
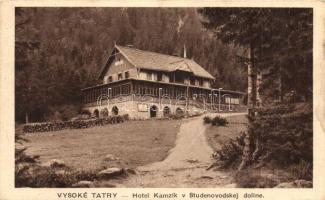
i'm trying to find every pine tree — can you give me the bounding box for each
[199,8,312,170]
[199,8,312,104]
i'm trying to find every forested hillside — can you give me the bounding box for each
[200,8,313,186]
[200,8,312,104]
[15,8,246,122]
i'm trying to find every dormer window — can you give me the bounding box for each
[118,73,123,80]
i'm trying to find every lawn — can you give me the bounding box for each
[205,114,248,151]
[24,120,181,171]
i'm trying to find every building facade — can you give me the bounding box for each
[82,45,245,119]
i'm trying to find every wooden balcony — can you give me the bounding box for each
[81,78,245,105]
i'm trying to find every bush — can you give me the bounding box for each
[288,160,312,181]
[15,164,99,187]
[203,116,211,124]
[15,134,41,187]
[211,116,228,126]
[212,132,245,168]
[203,116,228,126]
[215,102,312,181]
[249,103,313,167]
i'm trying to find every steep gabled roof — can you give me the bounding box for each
[99,45,215,80]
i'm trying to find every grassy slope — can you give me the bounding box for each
[24,120,181,171]
[205,115,247,151]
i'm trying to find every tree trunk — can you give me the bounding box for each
[252,135,261,161]
[256,72,262,107]
[278,64,283,102]
[25,112,29,124]
[247,46,254,108]
[238,131,252,170]
[256,23,263,107]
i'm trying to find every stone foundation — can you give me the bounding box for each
[83,96,246,119]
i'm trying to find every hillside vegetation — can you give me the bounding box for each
[15,8,247,122]
[200,8,313,187]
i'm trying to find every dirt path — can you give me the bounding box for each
[113,113,246,188]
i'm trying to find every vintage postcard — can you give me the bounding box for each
[1,0,325,200]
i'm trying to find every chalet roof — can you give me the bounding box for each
[99,45,215,80]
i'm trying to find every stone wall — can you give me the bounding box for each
[83,95,245,119]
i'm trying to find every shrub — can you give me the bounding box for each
[203,116,211,124]
[203,115,228,126]
[16,164,99,188]
[288,160,312,181]
[212,132,245,168]
[249,103,313,167]
[211,116,228,126]
[15,134,41,187]
[215,103,312,179]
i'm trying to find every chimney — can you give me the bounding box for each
[183,44,187,58]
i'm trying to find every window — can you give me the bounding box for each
[199,79,203,86]
[118,73,123,80]
[175,75,184,83]
[115,57,124,66]
[121,84,131,95]
[190,77,195,85]
[125,71,130,79]
[169,74,175,82]
[157,73,162,81]
[153,73,158,81]
[147,73,152,80]
[108,76,113,82]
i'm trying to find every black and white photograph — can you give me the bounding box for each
[13,7,314,189]
[1,1,325,199]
